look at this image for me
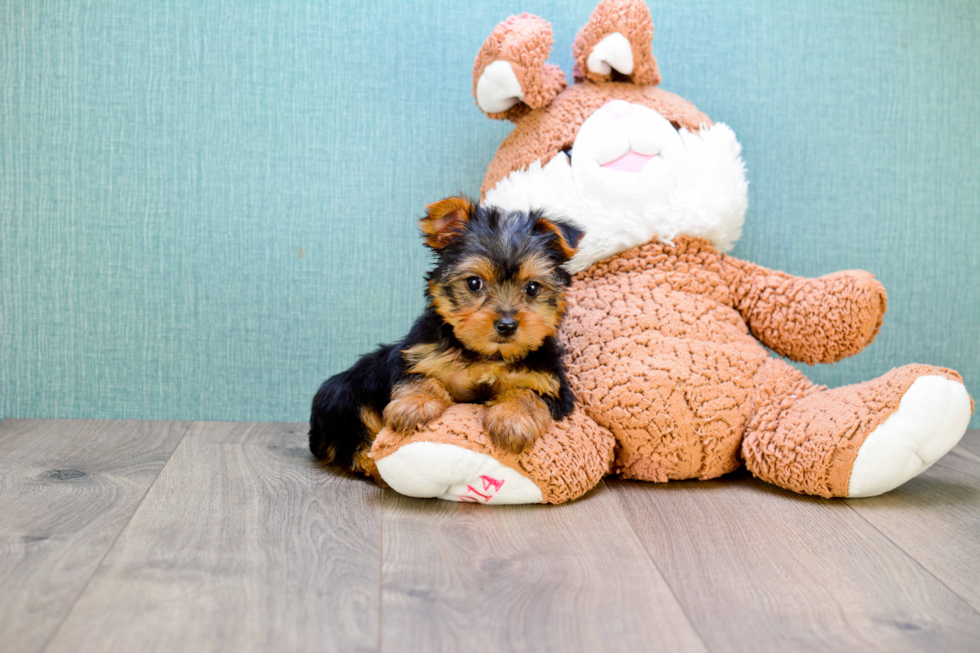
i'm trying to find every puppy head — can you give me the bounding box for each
[420,196,585,360]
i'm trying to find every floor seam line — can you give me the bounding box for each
[951,442,980,464]
[606,479,715,653]
[37,420,195,653]
[844,500,980,618]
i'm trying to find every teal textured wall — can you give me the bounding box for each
[2,0,978,427]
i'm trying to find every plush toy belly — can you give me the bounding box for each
[563,258,769,482]
[370,236,972,503]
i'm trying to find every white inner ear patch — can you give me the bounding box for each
[476,60,524,113]
[587,32,634,76]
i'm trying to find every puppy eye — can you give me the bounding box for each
[525,281,541,297]
[466,276,483,292]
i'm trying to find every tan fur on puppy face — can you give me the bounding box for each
[430,252,567,361]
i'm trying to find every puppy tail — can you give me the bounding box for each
[310,345,398,473]
[309,370,368,470]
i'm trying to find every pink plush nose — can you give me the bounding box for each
[602,99,635,119]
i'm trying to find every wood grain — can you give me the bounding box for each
[3,421,978,653]
[0,419,188,653]
[957,429,980,458]
[380,481,706,653]
[42,422,383,653]
[848,435,980,612]
[610,470,980,652]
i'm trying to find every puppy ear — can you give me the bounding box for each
[420,196,475,249]
[535,217,585,261]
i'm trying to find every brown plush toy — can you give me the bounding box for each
[369,0,974,504]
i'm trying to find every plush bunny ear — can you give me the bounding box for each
[572,0,661,86]
[419,196,475,249]
[472,13,567,121]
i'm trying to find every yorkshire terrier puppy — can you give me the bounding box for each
[309,196,585,474]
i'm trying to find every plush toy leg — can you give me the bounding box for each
[743,360,973,498]
[371,404,614,505]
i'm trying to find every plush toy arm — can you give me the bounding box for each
[721,254,887,365]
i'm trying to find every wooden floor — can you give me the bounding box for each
[1,420,978,652]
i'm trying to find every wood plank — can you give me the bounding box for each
[0,419,188,653]
[380,481,706,653]
[956,429,980,458]
[847,440,980,612]
[43,421,382,653]
[610,471,980,652]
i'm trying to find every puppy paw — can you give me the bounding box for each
[483,391,552,453]
[383,378,454,434]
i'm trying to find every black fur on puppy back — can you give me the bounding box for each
[309,344,404,469]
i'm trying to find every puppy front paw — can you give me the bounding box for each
[483,391,552,453]
[383,378,453,434]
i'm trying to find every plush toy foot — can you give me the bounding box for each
[743,362,973,498]
[371,404,615,505]
[374,441,544,504]
[847,374,972,497]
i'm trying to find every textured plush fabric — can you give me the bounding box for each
[721,261,887,365]
[742,363,970,497]
[2,0,978,425]
[473,14,567,120]
[561,236,909,491]
[572,0,661,85]
[564,238,768,482]
[372,405,615,504]
[369,0,973,502]
[377,235,970,499]
[480,83,710,197]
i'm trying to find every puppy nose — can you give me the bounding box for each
[494,317,518,337]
